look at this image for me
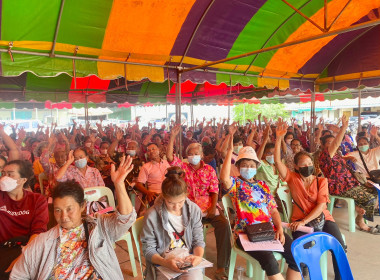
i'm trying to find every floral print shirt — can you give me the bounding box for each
[170,156,219,212]
[50,224,102,280]
[228,177,277,238]
[57,166,105,189]
[318,148,359,195]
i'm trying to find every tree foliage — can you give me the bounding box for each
[233,103,290,122]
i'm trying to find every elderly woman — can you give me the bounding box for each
[167,125,231,280]
[318,115,378,233]
[10,156,137,280]
[141,166,205,279]
[220,125,301,280]
[274,120,345,280]
[56,148,105,189]
[0,160,48,278]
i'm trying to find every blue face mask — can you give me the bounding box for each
[266,155,275,164]
[240,168,257,180]
[187,155,201,166]
[75,158,87,169]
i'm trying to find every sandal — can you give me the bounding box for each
[369,226,380,235]
[215,271,228,280]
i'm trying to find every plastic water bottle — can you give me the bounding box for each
[236,266,246,280]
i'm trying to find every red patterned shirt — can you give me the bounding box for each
[169,156,219,212]
[319,149,359,195]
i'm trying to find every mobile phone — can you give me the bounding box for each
[177,262,193,270]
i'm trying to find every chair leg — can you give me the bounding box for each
[320,251,328,280]
[347,199,356,233]
[246,260,253,278]
[279,258,286,273]
[125,232,138,277]
[228,249,237,280]
[328,197,335,214]
[253,262,265,280]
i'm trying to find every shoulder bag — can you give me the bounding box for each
[358,150,380,184]
[246,222,275,243]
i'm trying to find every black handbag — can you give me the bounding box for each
[293,178,325,232]
[0,235,29,277]
[358,150,380,184]
[246,222,275,243]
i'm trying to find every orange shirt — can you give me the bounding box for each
[284,170,334,222]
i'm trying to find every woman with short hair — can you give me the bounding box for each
[10,155,137,280]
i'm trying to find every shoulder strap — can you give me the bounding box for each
[83,220,90,242]
[167,219,187,247]
[358,150,371,177]
[293,176,319,215]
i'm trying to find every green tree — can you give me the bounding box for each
[233,103,290,123]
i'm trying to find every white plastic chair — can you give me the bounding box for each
[84,186,138,277]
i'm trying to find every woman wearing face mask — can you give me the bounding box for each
[167,125,231,280]
[319,116,378,233]
[0,160,48,278]
[345,126,380,179]
[56,148,105,189]
[10,156,136,280]
[256,126,283,195]
[274,120,346,279]
[141,166,205,280]
[220,125,301,280]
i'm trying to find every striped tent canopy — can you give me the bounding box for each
[1,0,380,105]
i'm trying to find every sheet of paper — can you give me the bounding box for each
[367,180,380,191]
[281,222,314,233]
[238,234,284,252]
[156,258,213,279]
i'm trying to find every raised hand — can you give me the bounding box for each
[228,123,237,136]
[276,119,288,138]
[341,115,348,128]
[67,150,75,165]
[170,124,181,138]
[111,155,134,185]
[370,126,378,137]
[116,129,123,141]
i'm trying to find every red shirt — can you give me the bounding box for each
[0,190,48,243]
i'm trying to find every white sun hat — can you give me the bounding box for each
[235,146,260,165]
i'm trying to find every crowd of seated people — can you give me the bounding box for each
[0,115,378,279]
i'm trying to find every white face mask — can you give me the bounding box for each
[187,155,201,166]
[0,176,18,192]
[75,158,87,169]
[126,150,136,157]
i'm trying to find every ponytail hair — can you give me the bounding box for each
[162,166,188,198]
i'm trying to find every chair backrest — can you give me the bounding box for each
[131,217,145,278]
[276,186,293,223]
[84,186,116,208]
[291,232,354,280]
[221,194,237,245]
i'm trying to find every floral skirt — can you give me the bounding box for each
[340,185,378,221]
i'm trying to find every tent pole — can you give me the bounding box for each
[177,71,182,159]
[310,85,316,152]
[50,0,65,57]
[85,94,89,134]
[358,89,362,130]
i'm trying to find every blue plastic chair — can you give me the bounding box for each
[291,232,354,280]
